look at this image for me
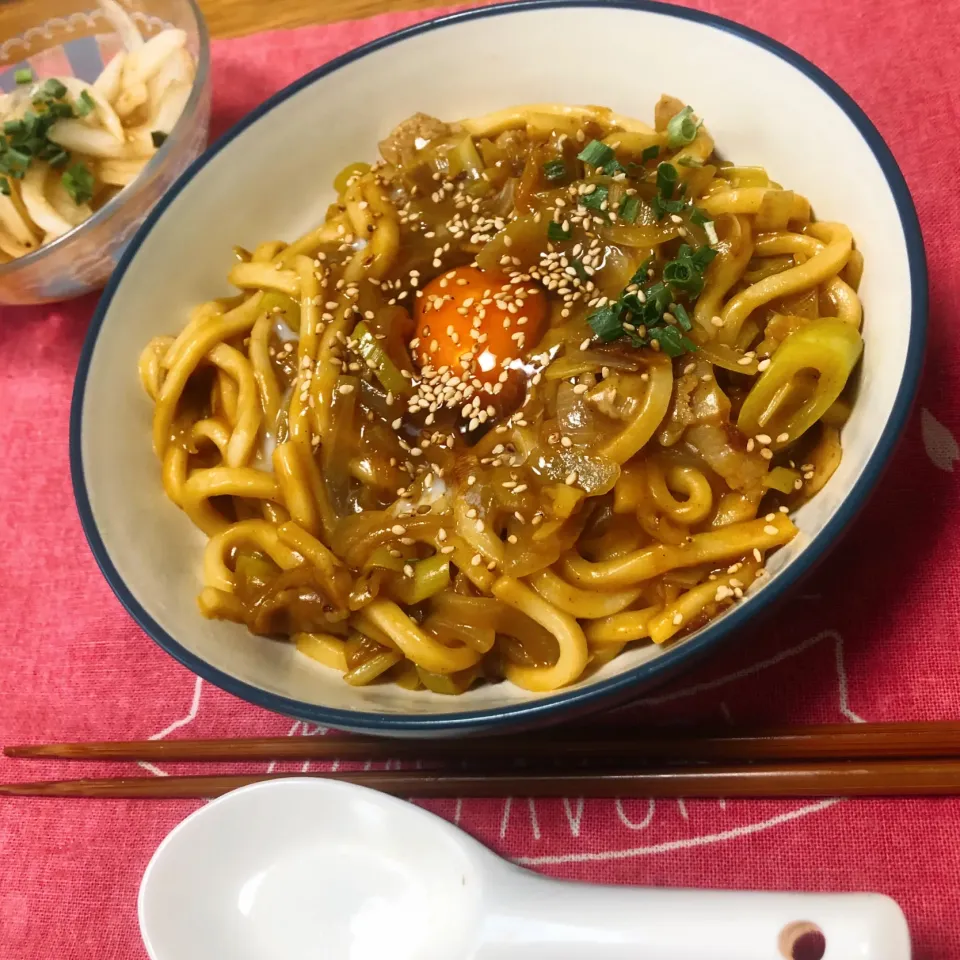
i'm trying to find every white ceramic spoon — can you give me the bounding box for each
[139,778,910,960]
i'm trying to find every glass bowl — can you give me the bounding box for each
[0,0,210,304]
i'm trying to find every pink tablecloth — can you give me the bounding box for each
[2,1,960,956]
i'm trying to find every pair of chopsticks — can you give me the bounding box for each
[5,720,960,799]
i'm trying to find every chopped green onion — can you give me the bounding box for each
[577,139,614,167]
[389,555,450,605]
[45,148,70,168]
[666,105,702,148]
[352,321,412,397]
[677,156,703,168]
[61,161,94,205]
[645,281,672,314]
[602,157,626,176]
[651,324,693,357]
[661,244,717,297]
[618,195,641,223]
[0,78,85,187]
[662,258,696,289]
[690,206,710,226]
[651,193,685,220]
[40,78,67,100]
[14,68,33,85]
[0,148,30,177]
[641,144,661,162]
[581,184,608,211]
[547,221,570,242]
[656,162,678,198]
[53,100,73,118]
[572,259,589,282]
[620,291,645,314]
[587,303,624,342]
[630,257,654,285]
[0,177,9,196]
[151,130,168,148]
[542,158,566,182]
[75,90,95,118]
[672,302,692,331]
[588,256,704,358]
[690,245,718,272]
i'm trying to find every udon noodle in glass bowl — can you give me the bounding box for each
[72,2,925,735]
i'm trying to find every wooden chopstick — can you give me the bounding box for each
[5,758,960,799]
[6,720,960,764]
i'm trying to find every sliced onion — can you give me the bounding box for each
[93,51,127,104]
[60,77,124,141]
[685,423,768,492]
[21,165,73,239]
[124,28,186,85]
[48,119,127,158]
[46,173,93,227]
[98,0,144,50]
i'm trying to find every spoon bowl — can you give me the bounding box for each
[139,778,486,960]
[139,779,911,960]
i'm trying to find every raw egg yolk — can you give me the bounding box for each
[413,266,548,382]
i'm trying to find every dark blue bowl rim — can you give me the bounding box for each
[70,0,928,734]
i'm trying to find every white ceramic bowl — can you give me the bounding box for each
[71,1,926,736]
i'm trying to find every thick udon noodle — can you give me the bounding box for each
[139,97,863,695]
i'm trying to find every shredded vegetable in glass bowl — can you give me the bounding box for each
[0,0,209,303]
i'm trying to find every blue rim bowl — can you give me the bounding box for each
[70,0,927,736]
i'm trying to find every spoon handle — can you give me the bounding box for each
[479,868,909,960]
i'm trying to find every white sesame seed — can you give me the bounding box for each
[763,524,779,536]
[672,612,683,625]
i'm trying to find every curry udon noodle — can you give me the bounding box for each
[139,96,864,696]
